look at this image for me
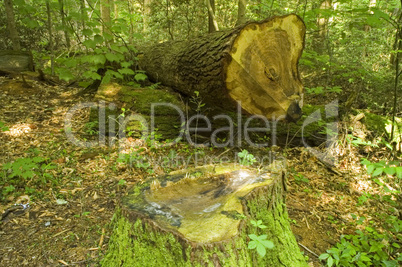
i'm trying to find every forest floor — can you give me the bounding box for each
[0,76,394,266]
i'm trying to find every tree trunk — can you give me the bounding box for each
[4,0,21,50]
[0,50,34,72]
[207,0,219,33]
[139,14,306,122]
[58,0,71,49]
[236,0,248,26]
[101,0,113,43]
[79,0,86,31]
[46,0,54,75]
[143,0,152,34]
[102,162,307,266]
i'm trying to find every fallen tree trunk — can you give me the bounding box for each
[139,14,306,122]
[102,161,307,266]
[0,50,34,73]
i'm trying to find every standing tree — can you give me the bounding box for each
[206,0,219,33]
[237,0,248,25]
[101,0,113,43]
[46,0,54,75]
[58,0,71,49]
[4,0,21,50]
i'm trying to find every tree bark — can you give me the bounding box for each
[4,0,21,50]
[46,0,54,75]
[101,0,113,43]
[0,50,34,72]
[102,162,308,266]
[236,0,248,26]
[139,15,306,122]
[58,0,71,49]
[143,0,152,34]
[207,0,219,33]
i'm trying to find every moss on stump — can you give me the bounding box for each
[102,162,307,266]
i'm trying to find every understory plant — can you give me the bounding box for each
[320,158,402,267]
[1,155,57,201]
[248,219,274,257]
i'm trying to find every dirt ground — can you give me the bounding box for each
[0,76,380,266]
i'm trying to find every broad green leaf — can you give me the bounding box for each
[248,241,257,249]
[121,61,133,68]
[118,68,135,75]
[396,167,402,179]
[135,73,148,82]
[110,70,124,80]
[83,70,101,80]
[93,55,107,65]
[372,167,384,177]
[248,234,258,240]
[256,243,266,257]
[57,69,74,82]
[384,167,396,176]
[319,253,329,260]
[366,164,375,174]
[260,240,274,249]
[83,29,93,36]
[105,53,120,62]
[94,34,104,44]
[83,40,96,49]
[327,256,334,267]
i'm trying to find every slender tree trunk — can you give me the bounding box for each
[58,0,71,49]
[143,0,151,33]
[206,0,219,33]
[79,0,86,31]
[128,0,135,44]
[113,0,118,19]
[46,0,54,75]
[100,0,113,43]
[391,4,402,141]
[236,0,247,26]
[166,0,174,40]
[4,0,21,50]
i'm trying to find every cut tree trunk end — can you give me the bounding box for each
[139,14,306,122]
[102,160,307,266]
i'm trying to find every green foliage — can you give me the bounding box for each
[305,86,342,95]
[0,121,9,132]
[250,220,267,229]
[117,148,153,174]
[238,150,256,166]
[1,156,57,200]
[347,135,379,148]
[321,157,402,267]
[319,224,401,267]
[248,234,274,258]
[294,173,310,184]
[248,220,274,258]
[361,159,402,179]
[84,121,99,135]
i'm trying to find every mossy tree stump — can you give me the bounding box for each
[139,14,306,122]
[102,161,307,266]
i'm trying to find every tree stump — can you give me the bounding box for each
[139,14,306,122]
[102,160,307,266]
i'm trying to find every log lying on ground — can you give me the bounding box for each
[139,14,305,122]
[0,50,34,73]
[102,161,307,266]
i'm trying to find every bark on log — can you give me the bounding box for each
[102,161,307,266]
[139,14,305,122]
